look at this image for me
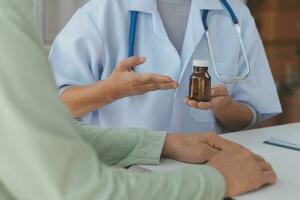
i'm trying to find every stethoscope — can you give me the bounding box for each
[128,0,250,84]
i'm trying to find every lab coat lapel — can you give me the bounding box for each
[179,0,224,83]
[179,1,205,83]
[128,0,176,58]
[127,0,156,14]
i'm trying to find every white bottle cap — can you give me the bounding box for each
[193,59,209,67]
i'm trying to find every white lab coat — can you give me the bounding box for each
[49,0,281,133]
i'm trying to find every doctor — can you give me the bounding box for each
[50,0,281,133]
[0,0,277,199]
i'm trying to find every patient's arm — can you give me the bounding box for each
[76,123,167,167]
[0,2,226,199]
[77,123,235,167]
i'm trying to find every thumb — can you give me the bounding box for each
[202,134,235,151]
[211,85,228,97]
[116,56,146,71]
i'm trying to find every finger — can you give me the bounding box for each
[156,82,178,90]
[138,82,178,93]
[116,56,146,71]
[259,161,273,171]
[201,144,220,162]
[184,97,212,110]
[211,85,229,97]
[201,133,234,150]
[184,97,190,105]
[262,170,277,185]
[184,99,198,108]
[255,154,265,162]
[197,102,213,110]
[138,73,176,84]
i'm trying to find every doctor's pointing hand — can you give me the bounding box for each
[62,56,178,118]
[108,57,179,98]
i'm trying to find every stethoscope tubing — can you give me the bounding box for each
[128,0,251,84]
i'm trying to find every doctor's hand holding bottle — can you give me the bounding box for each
[61,56,178,118]
[184,85,254,132]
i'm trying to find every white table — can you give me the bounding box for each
[141,123,300,200]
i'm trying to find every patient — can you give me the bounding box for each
[0,0,276,200]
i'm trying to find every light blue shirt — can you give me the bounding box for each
[49,0,282,133]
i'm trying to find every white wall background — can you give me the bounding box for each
[35,0,88,46]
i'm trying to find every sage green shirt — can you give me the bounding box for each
[0,0,225,199]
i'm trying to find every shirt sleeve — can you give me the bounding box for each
[0,183,15,200]
[76,122,167,167]
[233,4,282,121]
[49,7,106,122]
[49,7,105,94]
[242,103,260,130]
[0,1,226,200]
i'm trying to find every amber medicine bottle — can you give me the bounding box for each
[189,60,211,102]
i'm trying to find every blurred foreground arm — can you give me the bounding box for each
[0,1,225,200]
[0,1,275,200]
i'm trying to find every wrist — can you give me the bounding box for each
[162,133,177,158]
[212,98,235,117]
[209,165,228,198]
[101,78,122,102]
